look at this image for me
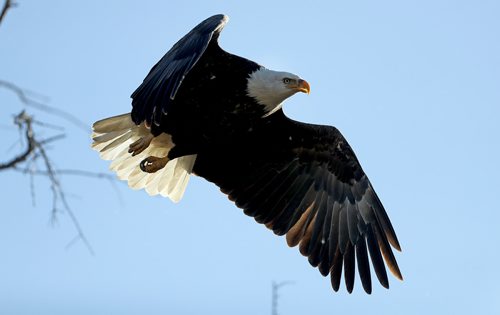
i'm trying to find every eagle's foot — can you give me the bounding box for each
[140,156,169,173]
[128,134,154,156]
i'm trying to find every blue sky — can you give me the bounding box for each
[1,1,499,314]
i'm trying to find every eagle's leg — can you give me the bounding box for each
[128,134,154,156]
[140,156,169,173]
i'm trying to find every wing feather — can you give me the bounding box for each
[330,247,343,292]
[307,189,328,258]
[344,241,356,293]
[338,205,350,254]
[328,202,342,264]
[347,201,360,244]
[356,235,372,294]
[366,224,389,288]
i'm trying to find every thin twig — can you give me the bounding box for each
[0,0,15,26]
[65,235,82,251]
[0,111,34,170]
[13,167,115,180]
[2,111,95,255]
[0,80,89,132]
[12,167,124,205]
[38,134,65,146]
[31,119,65,131]
[28,159,37,207]
[271,281,295,315]
[36,136,95,255]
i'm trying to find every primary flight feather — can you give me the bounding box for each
[92,14,402,294]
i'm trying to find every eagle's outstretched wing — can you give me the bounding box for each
[131,14,228,126]
[193,109,402,293]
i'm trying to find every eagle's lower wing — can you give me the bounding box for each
[131,14,228,126]
[193,110,402,293]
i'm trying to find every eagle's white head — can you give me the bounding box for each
[246,68,310,116]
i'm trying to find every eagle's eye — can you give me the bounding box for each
[283,78,291,84]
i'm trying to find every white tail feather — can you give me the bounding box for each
[92,113,196,202]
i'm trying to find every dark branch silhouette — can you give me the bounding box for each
[271,281,295,315]
[1,110,95,255]
[0,111,35,170]
[0,0,16,26]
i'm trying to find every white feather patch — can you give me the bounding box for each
[91,113,196,202]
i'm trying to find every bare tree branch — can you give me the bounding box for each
[0,0,16,26]
[271,281,295,315]
[0,5,120,256]
[1,110,96,254]
[0,111,34,170]
[35,133,95,255]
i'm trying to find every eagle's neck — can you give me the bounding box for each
[246,68,288,116]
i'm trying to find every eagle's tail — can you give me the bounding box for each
[91,113,196,202]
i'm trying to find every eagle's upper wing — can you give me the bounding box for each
[131,14,228,126]
[193,110,402,294]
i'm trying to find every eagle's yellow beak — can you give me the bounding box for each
[296,79,310,94]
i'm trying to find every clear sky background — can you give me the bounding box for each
[1,1,499,314]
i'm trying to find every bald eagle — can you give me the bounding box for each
[92,14,402,294]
